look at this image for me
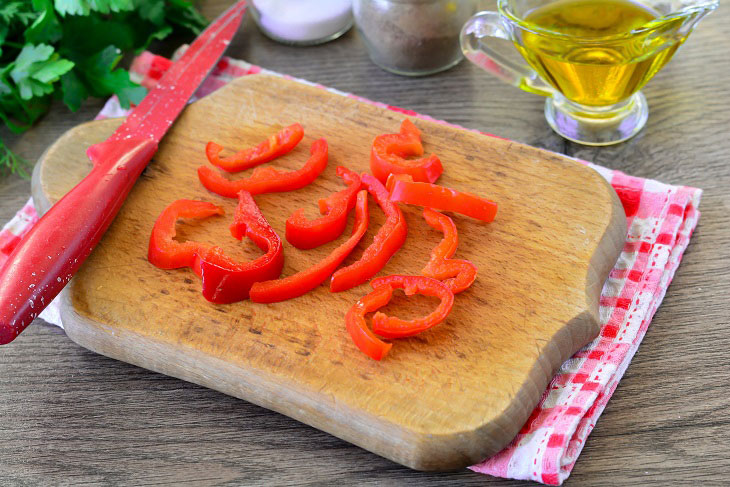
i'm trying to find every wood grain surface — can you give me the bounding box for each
[1,1,729,485]
[31,74,625,470]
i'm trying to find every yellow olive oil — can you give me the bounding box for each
[517,0,683,106]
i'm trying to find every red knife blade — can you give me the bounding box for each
[0,1,247,344]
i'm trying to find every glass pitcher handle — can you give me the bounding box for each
[460,11,555,98]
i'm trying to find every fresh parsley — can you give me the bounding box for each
[0,0,208,177]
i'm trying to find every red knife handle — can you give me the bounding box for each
[0,137,158,344]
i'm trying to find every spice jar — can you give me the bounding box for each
[251,0,353,46]
[353,0,478,76]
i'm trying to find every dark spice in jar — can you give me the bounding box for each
[354,0,478,76]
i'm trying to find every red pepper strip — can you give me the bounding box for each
[345,285,394,361]
[198,138,328,198]
[148,199,224,271]
[370,275,455,339]
[250,190,370,303]
[285,166,361,250]
[370,118,443,184]
[421,208,478,293]
[205,123,304,173]
[191,255,203,278]
[386,174,498,223]
[198,191,284,304]
[330,173,408,292]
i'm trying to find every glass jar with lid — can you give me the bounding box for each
[250,0,354,46]
[353,0,479,76]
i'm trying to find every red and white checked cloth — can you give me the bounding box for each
[0,51,702,485]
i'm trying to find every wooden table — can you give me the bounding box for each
[1,2,728,485]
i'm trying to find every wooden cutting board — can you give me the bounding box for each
[32,74,626,471]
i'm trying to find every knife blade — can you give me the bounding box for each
[0,1,247,344]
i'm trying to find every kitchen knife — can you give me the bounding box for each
[0,1,247,344]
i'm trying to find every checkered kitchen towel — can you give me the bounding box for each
[0,51,702,485]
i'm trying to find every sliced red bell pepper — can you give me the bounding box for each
[345,274,455,359]
[345,284,393,361]
[387,174,498,222]
[370,118,443,184]
[285,166,361,250]
[206,123,304,173]
[370,275,454,339]
[198,191,284,304]
[198,138,328,198]
[250,190,370,303]
[330,173,407,292]
[148,199,224,272]
[421,208,477,293]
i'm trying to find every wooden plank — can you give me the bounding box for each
[32,74,625,470]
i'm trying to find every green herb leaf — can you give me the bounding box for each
[92,0,135,14]
[0,25,8,57]
[53,0,88,17]
[13,43,54,69]
[24,0,63,44]
[59,15,138,56]
[10,43,74,100]
[0,1,37,26]
[135,0,166,26]
[139,24,173,54]
[0,140,31,179]
[54,0,134,16]
[78,46,145,108]
[0,90,51,133]
[0,78,11,96]
[166,0,209,35]
[59,69,86,111]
